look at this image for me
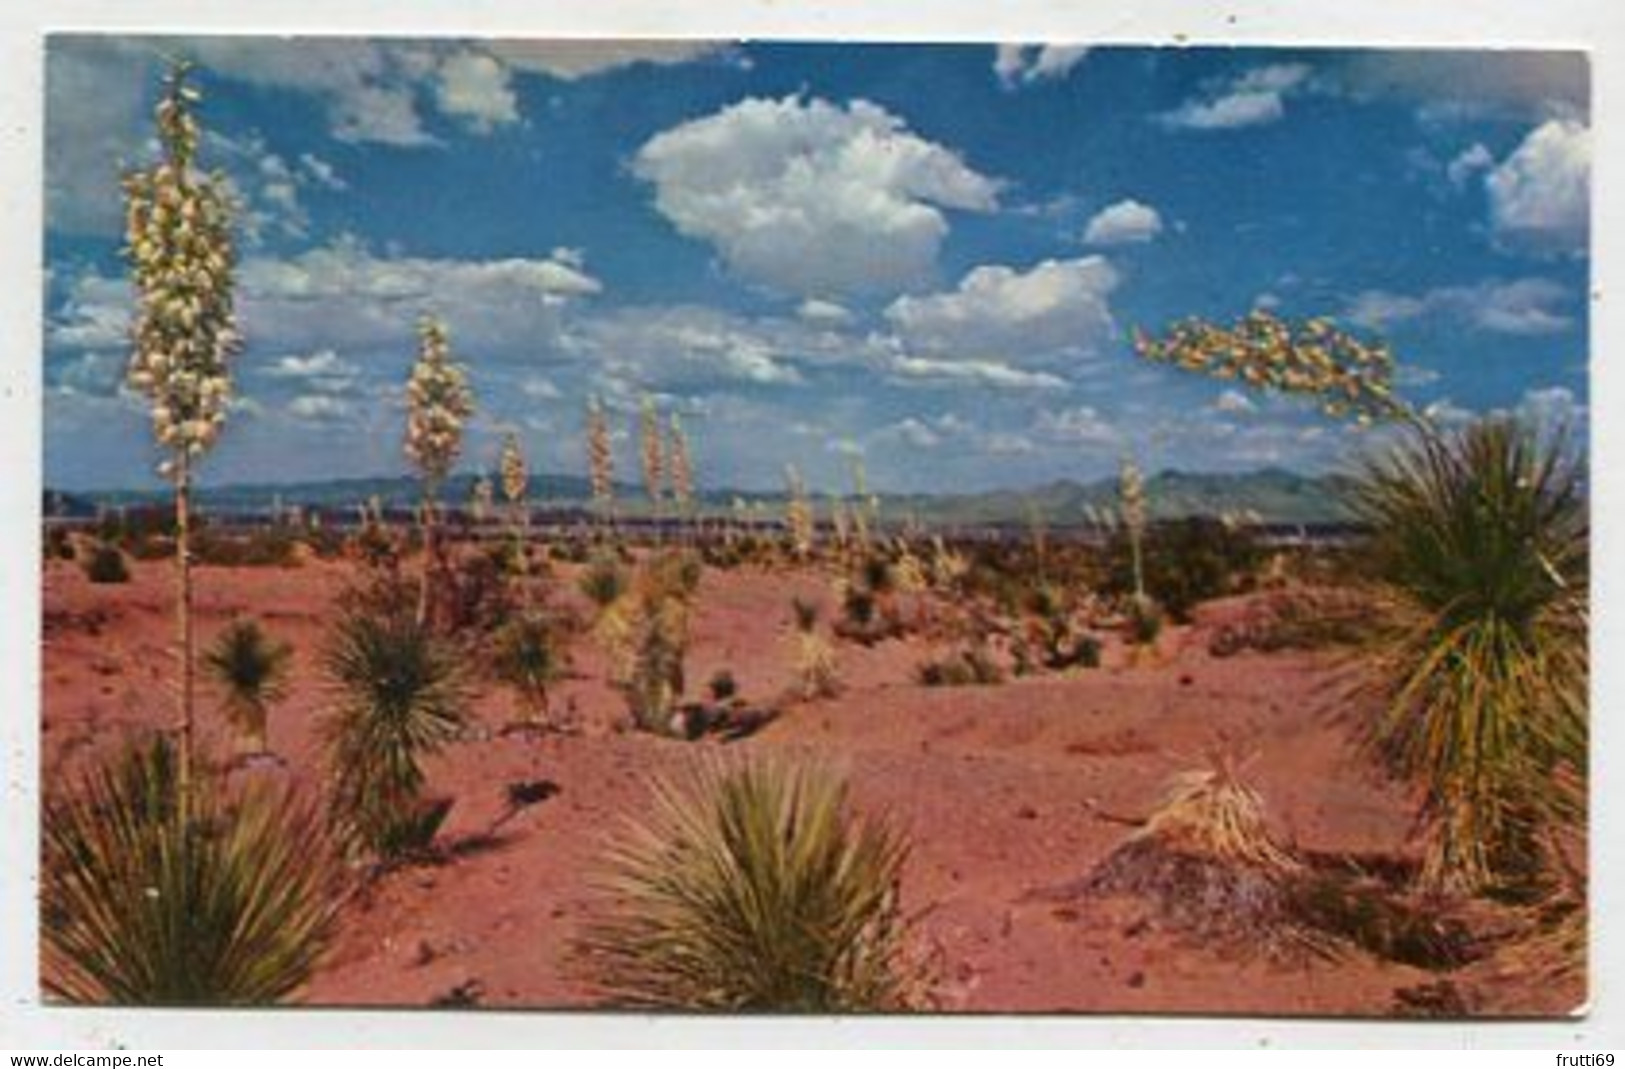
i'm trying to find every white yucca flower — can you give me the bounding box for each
[500,431,528,507]
[586,396,614,518]
[784,464,814,559]
[640,396,665,509]
[667,413,693,513]
[123,63,239,473]
[404,316,474,490]
[471,476,495,524]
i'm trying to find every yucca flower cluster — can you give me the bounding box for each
[640,397,666,510]
[499,431,528,509]
[587,397,614,518]
[785,465,814,558]
[404,317,473,489]
[667,413,694,514]
[1134,310,1406,425]
[122,64,240,474]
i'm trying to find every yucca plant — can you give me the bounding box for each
[122,61,242,811]
[493,612,564,729]
[1350,416,1587,894]
[574,757,929,1011]
[42,736,336,1004]
[203,618,291,756]
[322,597,468,860]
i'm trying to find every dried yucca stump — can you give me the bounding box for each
[1080,764,1330,961]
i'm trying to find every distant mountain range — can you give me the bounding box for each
[45,467,1356,527]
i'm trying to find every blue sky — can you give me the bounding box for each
[43,37,1590,493]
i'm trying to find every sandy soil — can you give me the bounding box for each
[40,555,1585,1017]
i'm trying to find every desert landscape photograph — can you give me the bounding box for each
[39,35,1590,1016]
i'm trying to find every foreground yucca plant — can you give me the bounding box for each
[322,595,468,860]
[574,758,929,1011]
[203,618,291,756]
[42,737,336,1004]
[1351,416,1587,894]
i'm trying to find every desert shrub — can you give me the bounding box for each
[1350,416,1587,894]
[83,542,131,584]
[916,645,1003,687]
[322,596,468,861]
[1208,588,1379,657]
[579,550,630,610]
[1126,596,1164,646]
[192,528,303,568]
[707,669,739,703]
[790,598,840,699]
[45,525,76,562]
[1106,516,1262,622]
[203,618,292,754]
[842,584,877,627]
[492,612,564,727]
[41,736,336,1004]
[574,757,929,1011]
[601,555,696,735]
[435,543,518,636]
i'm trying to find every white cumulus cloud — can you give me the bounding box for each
[1486,119,1590,256]
[1082,199,1163,246]
[884,256,1118,361]
[633,95,1001,297]
[1158,63,1312,131]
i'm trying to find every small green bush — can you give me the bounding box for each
[1106,516,1261,622]
[83,543,131,584]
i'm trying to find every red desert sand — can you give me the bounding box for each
[41,555,1584,1017]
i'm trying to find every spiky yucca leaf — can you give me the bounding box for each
[1350,417,1587,893]
[203,618,291,751]
[42,737,336,1005]
[322,600,467,858]
[575,757,928,1011]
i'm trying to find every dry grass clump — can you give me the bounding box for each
[572,757,932,1011]
[790,597,840,700]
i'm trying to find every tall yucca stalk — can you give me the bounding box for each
[785,464,815,560]
[1118,457,1148,603]
[849,457,877,554]
[586,396,614,532]
[122,61,240,809]
[499,430,530,577]
[639,396,665,541]
[667,412,694,540]
[42,737,335,1004]
[574,757,926,1011]
[404,316,474,625]
[1350,417,1587,894]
